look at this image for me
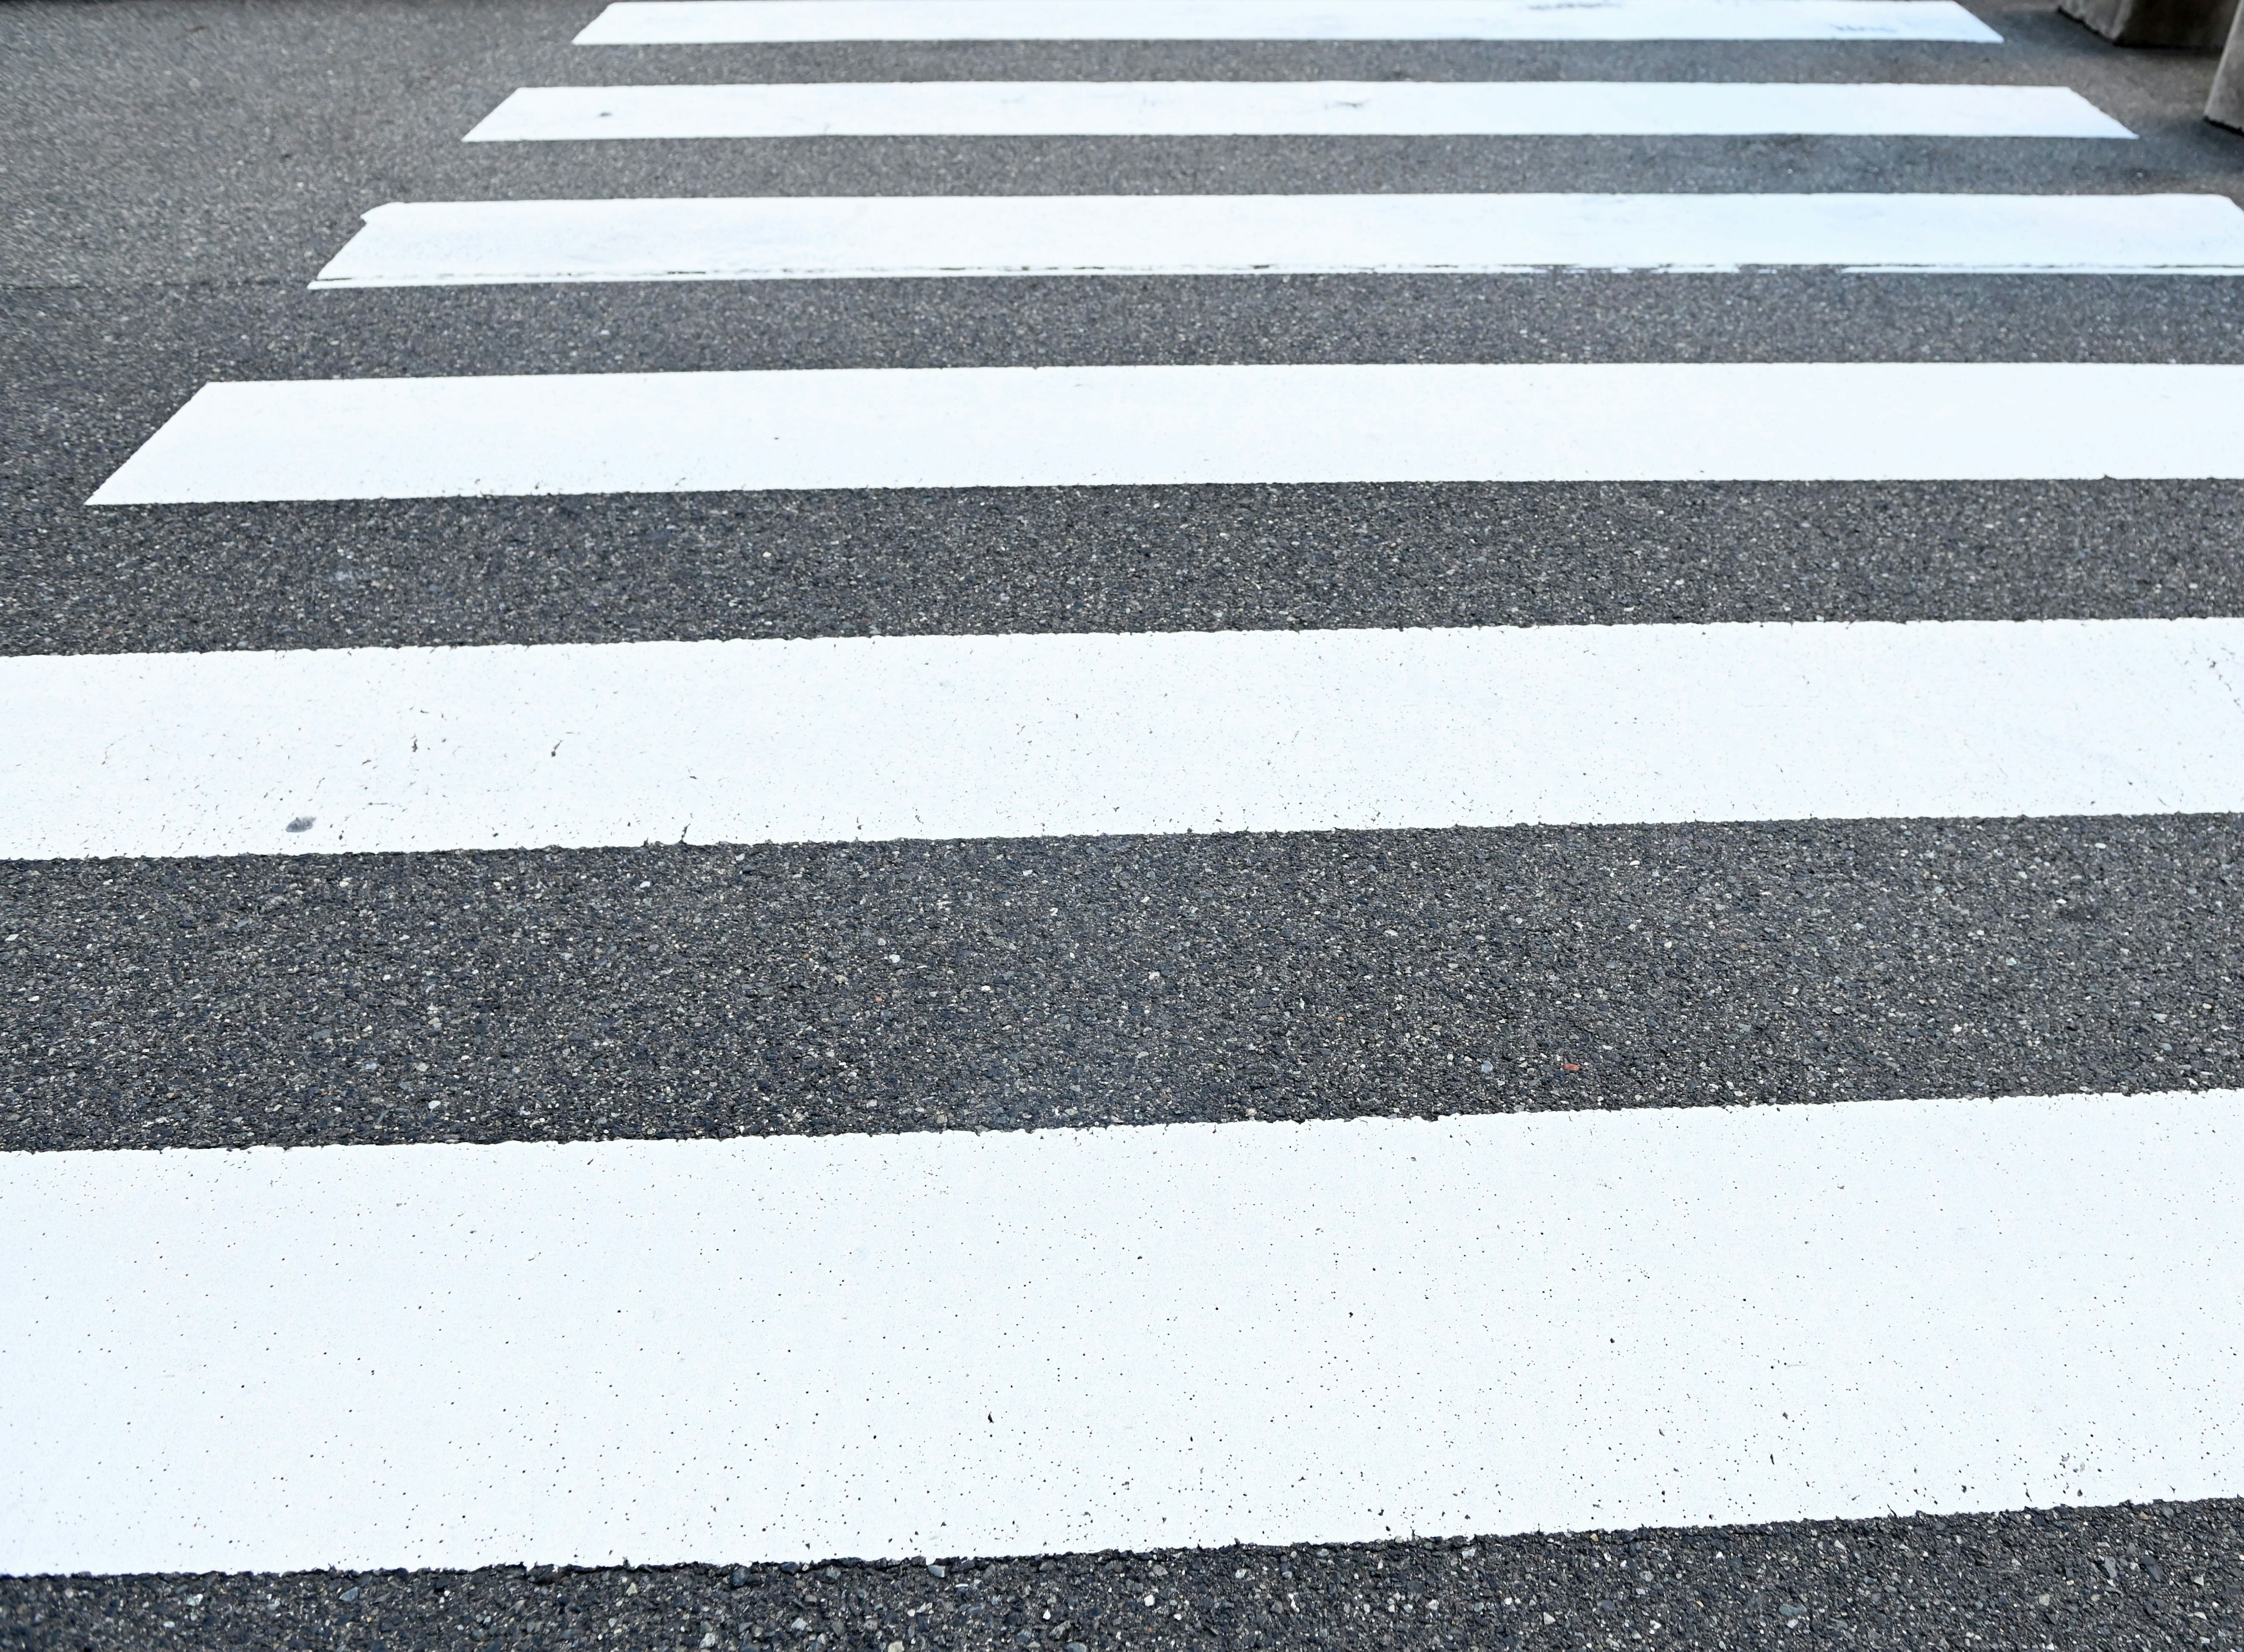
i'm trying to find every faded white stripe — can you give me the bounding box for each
[311,193,2236,288]
[5,1091,2240,1573]
[4,619,2242,861]
[83,363,2244,504]
[465,80,2121,139]
[576,0,2005,43]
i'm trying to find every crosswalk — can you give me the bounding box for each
[7,0,2244,1637]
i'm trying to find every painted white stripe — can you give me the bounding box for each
[84,363,2244,504]
[4,619,2242,861]
[6,1090,2240,1573]
[311,193,2237,288]
[465,80,2125,140]
[576,0,2006,43]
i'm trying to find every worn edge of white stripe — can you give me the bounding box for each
[5,618,2244,862]
[5,1088,2239,1574]
[308,192,2236,289]
[462,81,2126,140]
[81,362,2244,506]
[573,0,2006,44]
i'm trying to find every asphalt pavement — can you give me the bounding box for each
[5,0,2244,1646]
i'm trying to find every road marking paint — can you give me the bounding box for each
[465,80,2121,140]
[5,618,2242,860]
[312,193,2230,288]
[85,362,2244,504]
[6,1090,2238,1573]
[575,0,2005,43]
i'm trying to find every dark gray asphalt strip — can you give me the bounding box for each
[339,118,2244,197]
[6,816,2235,1154]
[5,1497,2236,1651]
[72,130,2243,216]
[11,479,2244,659]
[17,471,2244,657]
[23,271,2244,426]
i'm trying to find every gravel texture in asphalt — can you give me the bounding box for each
[5,1499,2240,1650]
[14,471,2244,658]
[7,816,2237,1152]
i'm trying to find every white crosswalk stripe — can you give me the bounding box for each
[314,193,2239,288]
[84,362,2244,503]
[464,79,2130,140]
[9,619,2244,861]
[11,0,2244,1620]
[573,0,2008,43]
[7,1090,2239,1574]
